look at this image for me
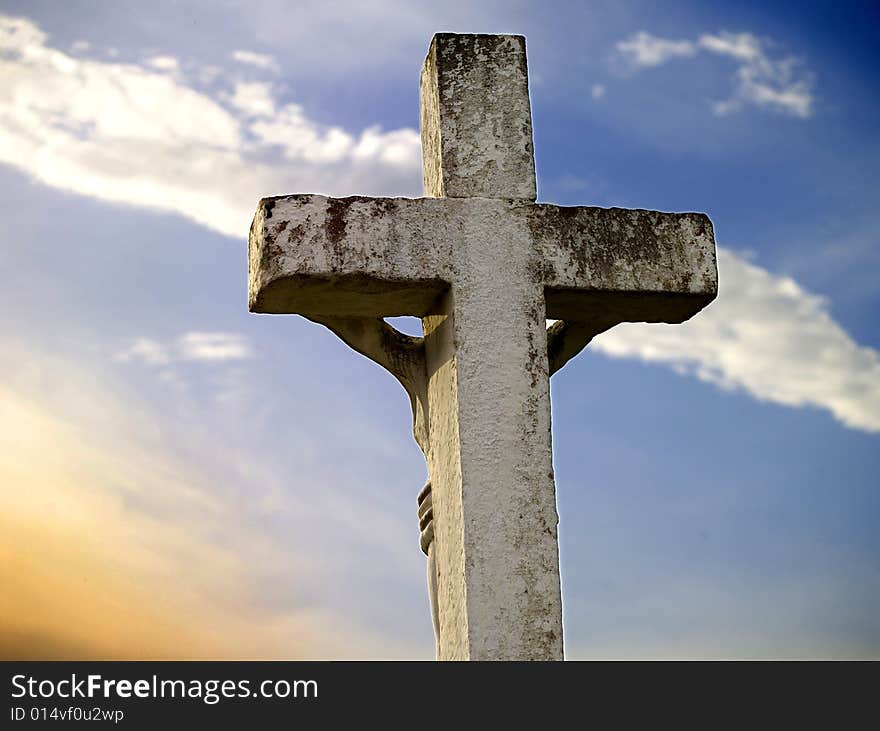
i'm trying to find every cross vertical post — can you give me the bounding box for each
[419,34,563,659]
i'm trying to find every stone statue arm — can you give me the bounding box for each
[547,319,617,376]
[303,315,430,450]
[311,315,608,380]
[303,315,425,391]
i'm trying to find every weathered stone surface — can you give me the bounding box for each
[249,194,715,321]
[247,32,718,661]
[422,222,560,660]
[420,34,536,200]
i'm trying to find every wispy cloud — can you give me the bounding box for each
[231,49,280,73]
[114,338,172,366]
[593,249,880,433]
[615,31,697,68]
[227,80,276,117]
[0,15,421,240]
[115,332,253,365]
[146,55,179,71]
[177,332,253,361]
[615,29,815,118]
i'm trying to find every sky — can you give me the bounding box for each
[0,0,877,659]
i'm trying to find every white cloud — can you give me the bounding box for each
[591,83,606,100]
[147,55,179,71]
[697,31,762,63]
[114,338,171,366]
[592,248,880,433]
[699,32,813,118]
[231,49,280,73]
[615,31,697,68]
[228,81,276,117]
[0,15,422,240]
[116,332,253,365]
[615,29,815,118]
[177,332,253,361]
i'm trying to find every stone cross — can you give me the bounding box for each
[248,33,717,660]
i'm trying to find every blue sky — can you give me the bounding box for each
[0,0,877,658]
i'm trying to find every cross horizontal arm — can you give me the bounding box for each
[249,194,456,317]
[249,195,717,327]
[525,204,717,323]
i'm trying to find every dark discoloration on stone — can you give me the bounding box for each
[371,198,399,217]
[524,300,546,389]
[259,194,295,220]
[526,256,556,284]
[286,223,306,243]
[324,197,349,248]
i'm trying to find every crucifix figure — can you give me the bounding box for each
[249,33,717,660]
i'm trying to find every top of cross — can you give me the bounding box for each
[421,33,536,200]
